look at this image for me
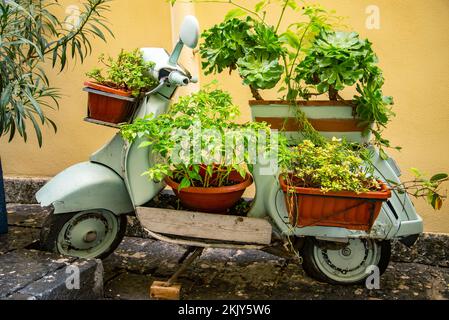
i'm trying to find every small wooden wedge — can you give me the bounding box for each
[149,247,204,300]
[150,281,182,300]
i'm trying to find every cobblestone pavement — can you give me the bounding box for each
[3,204,449,300]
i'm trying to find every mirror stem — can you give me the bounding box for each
[169,40,184,66]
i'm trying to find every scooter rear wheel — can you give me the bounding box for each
[40,209,127,260]
[301,237,391,285]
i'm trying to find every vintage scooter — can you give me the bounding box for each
[36,16,423,286]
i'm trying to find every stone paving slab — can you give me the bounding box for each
[0,249,104,301]
[0,227,40,254]
[12,258,104,300]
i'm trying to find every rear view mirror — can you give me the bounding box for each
[179,15,200,49]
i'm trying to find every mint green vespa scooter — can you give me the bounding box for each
[37,16,423,285]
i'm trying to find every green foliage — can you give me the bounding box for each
[199,18,253,75]
[0,0,113,147]
[280,138,380,193]
[86,49,158,97]
[238,55,284,90]
[296,31,378,95]
[121,85,272,191]
[297,30,395,153]
[197,1,344,100]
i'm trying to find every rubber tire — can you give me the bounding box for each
[40,211,128,260]
[301,237,391,285]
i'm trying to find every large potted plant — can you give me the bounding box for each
[294,30,394,154]
[279,138,448,231]
[175,1,393,149]
[85,49,158,124]
[279,139,392,231]
[279,138,448,230]
[121,86,270,213]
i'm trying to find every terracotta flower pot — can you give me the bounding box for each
[249,100,371,144]
[165,172,254,214]
[84,81,136,124]
[279,176,391,231]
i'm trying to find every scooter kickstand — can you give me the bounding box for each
[149,247,204,300]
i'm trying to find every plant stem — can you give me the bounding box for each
[190,0,268,25]
[288,22,312,81]
[250,85,263,100]
[275,1,289,33]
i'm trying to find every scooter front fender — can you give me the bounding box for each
[36,162,134,215]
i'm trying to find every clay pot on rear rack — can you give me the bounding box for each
[279,176,392,231]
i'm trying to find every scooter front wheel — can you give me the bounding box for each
[40,209,127,260]
[301,237,391,285]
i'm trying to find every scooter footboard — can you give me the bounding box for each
[36,162,134,215]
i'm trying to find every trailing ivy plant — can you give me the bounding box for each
[0,0,113,146]
[296,30,396,157]
[86,49,158,97]
[120,85,272,191]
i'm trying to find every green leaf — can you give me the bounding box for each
[430,173,448,183]
[179,177,191,191]
[379,148,389,160]
[410,168,422,178]
[138,141,153,148]
[225,8,246,21]
[255,0,268,12]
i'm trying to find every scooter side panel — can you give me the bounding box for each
[123,137,166,207]
[90,133,126,178]
[36,162,134,215]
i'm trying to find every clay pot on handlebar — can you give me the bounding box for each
[84,81,137,124]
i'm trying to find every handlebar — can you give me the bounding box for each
[145,70,196,97]
[168,71,190,86]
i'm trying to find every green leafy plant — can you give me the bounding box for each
[280,138,380,193]
[121,85,271,190]
[279,139,448,210]
[0,0,113,147]
[296,30,395,154]
[86,49,158,97]
[181,0,344,100]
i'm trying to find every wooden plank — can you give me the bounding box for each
[136,207,272,245]
[255,117,366,132]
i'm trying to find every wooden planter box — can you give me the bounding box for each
[279,176,392,231]
[84,81,137,125]
[250,100,371,144]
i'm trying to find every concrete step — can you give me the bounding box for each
[0,249,103,300]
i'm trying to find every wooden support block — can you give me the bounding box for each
[136,207,272,245]
[149,281,182,300]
